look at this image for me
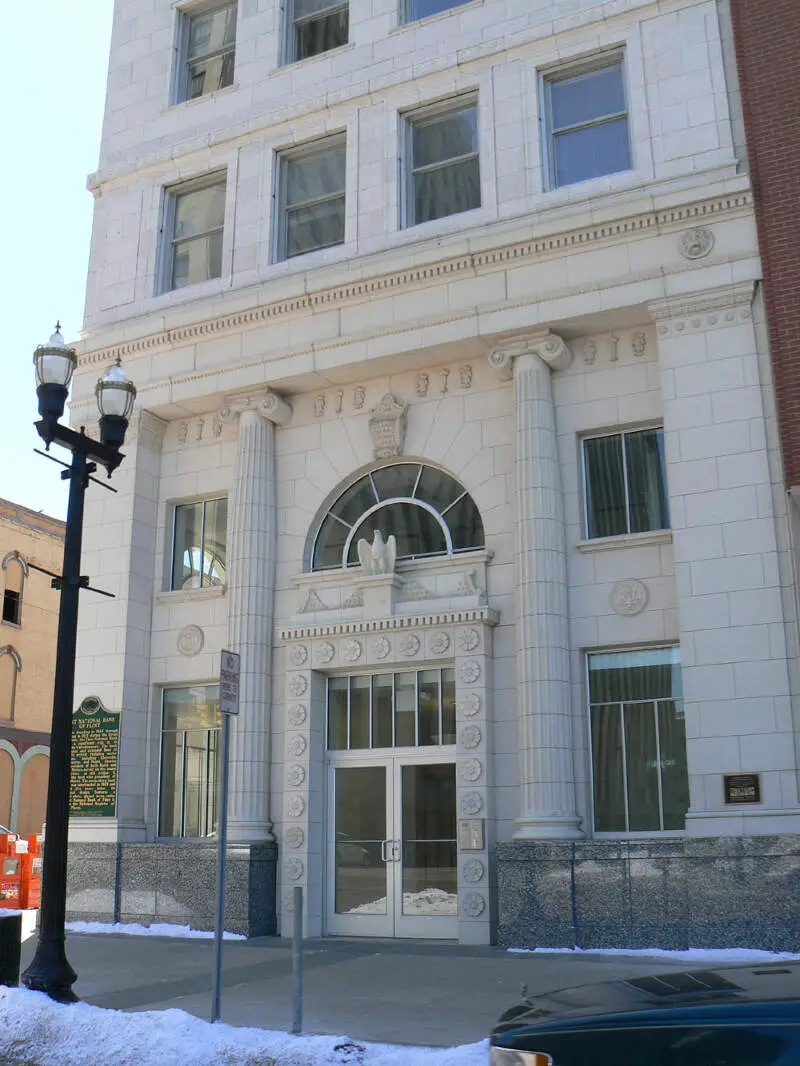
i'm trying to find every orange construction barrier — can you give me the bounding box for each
[0,835,21,909]
[19,836,42,910]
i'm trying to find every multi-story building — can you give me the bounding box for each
[66,0,800,948]
[0,499,63,838]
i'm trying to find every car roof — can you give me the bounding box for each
[493,963,800,1036]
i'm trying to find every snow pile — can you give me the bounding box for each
[65,921,246,940]
[509,946,800,963]
[0,988,487,1066]
[345,889,457,916]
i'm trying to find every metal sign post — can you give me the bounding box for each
[211,649,240,1023]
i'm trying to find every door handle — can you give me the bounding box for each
[391,840,401,862]
[381,840,390,863]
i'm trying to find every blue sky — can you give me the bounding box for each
[0,3,114,520]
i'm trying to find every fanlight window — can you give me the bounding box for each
[312,463,484,571]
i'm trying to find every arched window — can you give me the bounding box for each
[0,646,21,722]
[312,463,484,571]
[2,552,27,627]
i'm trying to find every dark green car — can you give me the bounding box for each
[490,963,800,1065]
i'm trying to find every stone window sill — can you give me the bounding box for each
[155,586,227,606]
[575,530,672,554]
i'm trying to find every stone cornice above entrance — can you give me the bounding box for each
[75,190,753,370]
[487,331,572,380]
[648,281,755,324]
[279,606,499,642]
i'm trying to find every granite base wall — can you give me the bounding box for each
[496,836,800,952]
[66,842,278,937]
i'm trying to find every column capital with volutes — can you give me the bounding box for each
[217,389,292,427]
[487,331,572,380]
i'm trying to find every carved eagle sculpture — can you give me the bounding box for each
[356,529,397,575]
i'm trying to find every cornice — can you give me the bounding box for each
[279,606,499,641]
[76,191,754,371]
[648,281,755,321]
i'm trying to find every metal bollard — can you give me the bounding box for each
[292,886,303,1035]
[0,912,22,986]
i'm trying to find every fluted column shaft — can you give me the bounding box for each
[510,348,582,839]
[226,409,276,841]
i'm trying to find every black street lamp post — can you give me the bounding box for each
[21,326,136,1002]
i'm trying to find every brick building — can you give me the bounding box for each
[65,0,800,948]
[0,500,63,837]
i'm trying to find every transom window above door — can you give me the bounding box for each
[312,463,484,570]
[328,670,456,750]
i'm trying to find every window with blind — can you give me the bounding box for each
[582,427,669,539]
[405,100,481,228]
[589,648,688,833]
[286,0,348,63]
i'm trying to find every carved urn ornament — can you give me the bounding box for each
[368,393,408,459]
[357,529,397,575]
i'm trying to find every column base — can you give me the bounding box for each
[513,811,584,839]
[227,820,276,844]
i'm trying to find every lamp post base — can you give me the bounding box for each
[22,938,78,1003]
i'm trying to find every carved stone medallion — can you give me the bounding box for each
[460,791,483,815]
[289,644,308,667]
[374,636,391,660]
[316,641,335,665]
[610,579,649,617]
[679,227,715,260]
[399,633,420,657]
[285,858,304,881]
[462,892,486,918]
[459,725,482,750]
[177,625,204,657]
[429,631,450,656]
[458,628,480,653]
[462,859,485,884]
[286,764,306,787]
[285,826,305,849]
[458,758,482,783]
[458,659,481,684]
[343,639,362,663]
[456,692,481,718]
[287,674,308,697]
[288,704,307,727]
[286,794,306,818]
[283,891,295,914]
[287,734,307,757]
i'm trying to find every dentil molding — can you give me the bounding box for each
[279,606,499,641]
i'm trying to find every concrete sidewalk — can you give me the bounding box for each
[22,934,695,1047]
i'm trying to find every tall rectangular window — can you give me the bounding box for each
[544,56,630,189]
[277,137,346,260]
[589,648,688,833]
[159,685,221,838]
[286,0,348,64]
[405,100,480,227]
[178,3,237,103]
[163,175,226,291]
[583,427,669,539]
[171,497,228,590]
[403,0,472,23]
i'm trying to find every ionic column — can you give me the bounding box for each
[218,391,292,842]
[489,334,582,839]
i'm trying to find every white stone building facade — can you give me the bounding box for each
[66,0,800,948]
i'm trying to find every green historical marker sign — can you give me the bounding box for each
[70,696,120,817]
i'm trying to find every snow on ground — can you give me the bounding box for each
[0,988,487,1066]
[509,946,800,964]
[65,920,246,940]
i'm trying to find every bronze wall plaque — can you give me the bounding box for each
[70,696,120,817]
[723,772,761,805]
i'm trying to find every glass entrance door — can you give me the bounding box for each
[326,758,458,939]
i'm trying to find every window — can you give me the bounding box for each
[286,0,348,64]
[328,670,456,750]
[583,427,669,539]
[312,462,484,570]
[178,3,237,103]
[2,554,25,626]
[0,647,21,722]
[589,648,688,833]
[171,497,228,590]
[163,174,226,291]
[405,101,480,227]
[159,685,220,838]
[277,137,346,260]
[403,0,472,24]
[544,56,630,188]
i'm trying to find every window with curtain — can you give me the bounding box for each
[311,462,484,570]
[178,3,237,103]
[163,174,227,291]
[159,685,221,838]
[583,427,669,539]
[544,55,630,189]
[589,648,688,833]
[406,101,480,227]
[278,136,346,259]
[403,0,473,23]
[286,0,348,63]
[171,497,228,590]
